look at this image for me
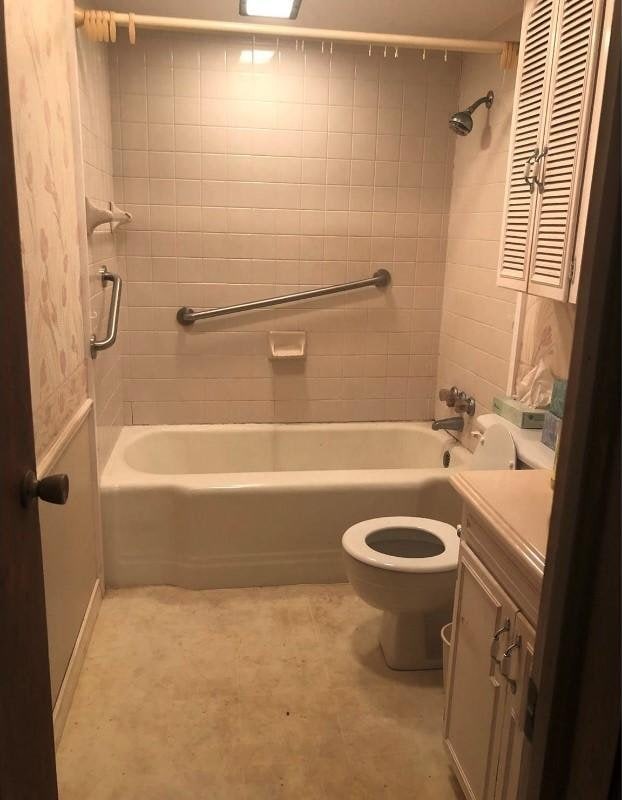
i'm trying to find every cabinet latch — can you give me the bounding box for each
[524,676,538,742]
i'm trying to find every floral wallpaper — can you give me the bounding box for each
[5,0,88,461]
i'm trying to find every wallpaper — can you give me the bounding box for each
[5,0,88,461]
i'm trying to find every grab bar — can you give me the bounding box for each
[176,268,391,326]
[90,267,122,358]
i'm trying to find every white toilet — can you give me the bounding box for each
[342,423,516,670]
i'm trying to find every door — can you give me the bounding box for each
[497,0,559,290]
[494,613,536,800]
[0,3,59,797]
[444,544,518,800]
[528,0,606,300]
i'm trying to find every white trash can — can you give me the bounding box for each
[441,623,452,691]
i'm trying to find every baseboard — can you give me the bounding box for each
[52,578,102,748]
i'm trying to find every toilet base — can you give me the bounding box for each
[379,608,449,671]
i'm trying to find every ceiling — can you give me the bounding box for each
[94,0,524,40]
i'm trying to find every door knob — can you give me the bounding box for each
[21,471,69,507]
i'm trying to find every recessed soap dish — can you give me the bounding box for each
[269,331,306,360]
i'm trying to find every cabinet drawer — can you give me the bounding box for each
[461,510,540,628]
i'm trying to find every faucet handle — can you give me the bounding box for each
[439,386,459,406]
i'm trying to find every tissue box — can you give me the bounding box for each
[493,396,546,429]
[541,411,563,451]
[550,379,567,418]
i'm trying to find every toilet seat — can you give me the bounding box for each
[342,516,459,574]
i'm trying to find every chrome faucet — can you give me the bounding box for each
[432,416,465,432]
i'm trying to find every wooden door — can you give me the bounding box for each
[497,0,560,291]
[494,613,536,800]
[0,3,59,797]
[444,544,518,800]
[528,0,606,300]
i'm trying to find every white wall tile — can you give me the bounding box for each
[112,33,461,424]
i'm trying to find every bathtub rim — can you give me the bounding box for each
[101,422,471,491]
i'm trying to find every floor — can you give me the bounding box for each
[57,584,463,799]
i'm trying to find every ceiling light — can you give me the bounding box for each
[239,49,275,64]
[239,0,302,19]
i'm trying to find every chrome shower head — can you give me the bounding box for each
[449,90,494,136]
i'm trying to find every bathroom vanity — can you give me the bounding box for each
[444,470,552,800]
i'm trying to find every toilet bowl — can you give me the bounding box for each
[341,422,516,670]
[343,517,459,670]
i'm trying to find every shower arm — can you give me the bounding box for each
[467,92,495,114]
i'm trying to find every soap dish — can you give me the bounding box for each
[269,331,306,360]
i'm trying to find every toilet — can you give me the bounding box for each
[341,423,516,670]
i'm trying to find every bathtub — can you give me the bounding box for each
[101,423,472,589]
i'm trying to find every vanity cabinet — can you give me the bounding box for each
[444,544,534,800]
[446,470,551,799]
[497,0,612,301]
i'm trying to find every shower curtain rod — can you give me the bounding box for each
[73,6,519,66]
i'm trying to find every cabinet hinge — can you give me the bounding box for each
[570,255,577,285]
[524,677,538,742]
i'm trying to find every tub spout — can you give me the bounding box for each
[432,416,464,432]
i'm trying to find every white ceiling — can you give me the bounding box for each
[96,0,524,40]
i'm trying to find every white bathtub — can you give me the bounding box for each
[101,423,472,589]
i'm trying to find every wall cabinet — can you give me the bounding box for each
[497,0,611,301]
[444,543,535,800]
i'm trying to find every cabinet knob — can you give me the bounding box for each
[21,471,69,507]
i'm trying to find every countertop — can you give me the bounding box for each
[450,469,553,583]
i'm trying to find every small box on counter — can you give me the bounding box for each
[550,378,568,418]
[541,410,563,451]
[492,396,546,429]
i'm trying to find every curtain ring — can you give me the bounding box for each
[128,12,136,45]
[85,10,95,42]
[109,11,117,42]
[103,11,110,42]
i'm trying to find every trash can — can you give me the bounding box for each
[441,623,452,691]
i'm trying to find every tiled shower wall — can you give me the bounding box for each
[435,45,519,434]
[77,32,125,467]
[110,34,460,424]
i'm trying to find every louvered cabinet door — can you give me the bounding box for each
[497,0,559,290]
[528,0,606,300]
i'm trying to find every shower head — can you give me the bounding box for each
[449,90,494,136]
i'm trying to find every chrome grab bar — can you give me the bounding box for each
[176,268,391,326]
[90,267,122,358]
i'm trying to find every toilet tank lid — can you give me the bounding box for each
[476,413,554,470]
[471,423,516,470]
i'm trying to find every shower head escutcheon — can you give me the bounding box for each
[449,90,494,136]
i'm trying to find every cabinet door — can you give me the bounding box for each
[494,613,536,800]
[497,0,559,291]
[444,545,518,800]
[528,0,606,300]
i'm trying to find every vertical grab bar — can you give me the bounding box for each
[90,267,122,358]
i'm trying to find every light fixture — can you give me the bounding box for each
[239,0,302,19]
[239,49,275,64]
